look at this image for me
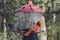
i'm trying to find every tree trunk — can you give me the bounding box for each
[3,18,7,40]
[38,15,47,40]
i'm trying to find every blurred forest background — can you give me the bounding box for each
[0,0,60,40]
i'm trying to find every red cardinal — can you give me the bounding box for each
[24,21,41,36]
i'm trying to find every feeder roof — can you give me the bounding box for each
[15,0,45,13]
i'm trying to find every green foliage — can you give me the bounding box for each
[20,0,27,6]
[6,0,17,9]
[47,20,60,35]
[6,13,14,22]
[6,0,17,23]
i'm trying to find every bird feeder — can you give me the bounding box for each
[14,0,45,31]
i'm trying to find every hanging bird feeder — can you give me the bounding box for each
[14,0,45,32]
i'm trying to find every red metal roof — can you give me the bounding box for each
[15,0,45,13]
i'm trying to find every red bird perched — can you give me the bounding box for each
[24,21,41,36]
